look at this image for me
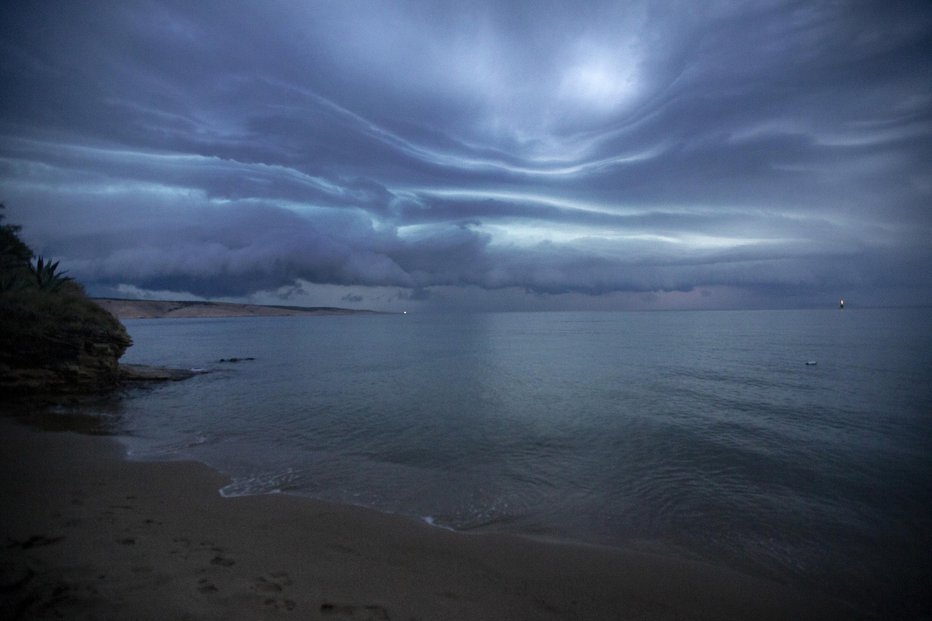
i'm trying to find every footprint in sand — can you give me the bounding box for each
[210,554,235,567]
[320,602,391,620]
[253,575,284,592]
[197,578,218,594]
[252,573,297,611]
[8,535,64,550]
[262,597,297,612]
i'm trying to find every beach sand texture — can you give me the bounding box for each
[0,417,858,620]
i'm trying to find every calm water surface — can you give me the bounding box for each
[105,309,930,618]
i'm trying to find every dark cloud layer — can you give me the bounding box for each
[2,1,930,310]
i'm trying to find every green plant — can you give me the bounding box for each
[1,208,133,396]
[30,256,73,292]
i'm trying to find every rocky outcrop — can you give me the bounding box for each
[1,207,157,400]
[0,290,133,398]
[94,298,382,319]
[119,364,197,382]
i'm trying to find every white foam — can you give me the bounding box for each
[421,516,457,531]
[219,468,300,498]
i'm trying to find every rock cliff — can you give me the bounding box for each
[0,288,132,397]
[1,206,133,399]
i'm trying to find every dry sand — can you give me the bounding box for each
[0,416,861,620]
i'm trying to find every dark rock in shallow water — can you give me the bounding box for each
[218,357,255,363]
[119,364,199,382]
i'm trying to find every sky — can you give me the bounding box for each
[1,1,930,312]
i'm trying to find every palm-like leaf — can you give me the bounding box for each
[32,256,73,291]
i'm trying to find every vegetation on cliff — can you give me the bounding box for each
[1,205,132,396]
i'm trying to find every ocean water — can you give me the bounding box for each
[105,309,929,617]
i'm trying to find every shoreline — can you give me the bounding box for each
[0,416,862,620]
[92,298,386,320]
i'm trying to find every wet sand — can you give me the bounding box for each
[0,417,860,620]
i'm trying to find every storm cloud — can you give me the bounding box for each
[2,1,930,310]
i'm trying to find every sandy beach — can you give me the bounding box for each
[0,415,860,620]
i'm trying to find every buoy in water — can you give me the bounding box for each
[805,361,817,366]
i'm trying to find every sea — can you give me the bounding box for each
[86,309,931,618]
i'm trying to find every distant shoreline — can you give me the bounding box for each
[93,298,386,320]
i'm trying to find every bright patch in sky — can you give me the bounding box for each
[561,56,640,112]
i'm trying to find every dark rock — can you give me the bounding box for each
[1,210,170,400]
[1,290,133,397]
[119,364,198,382]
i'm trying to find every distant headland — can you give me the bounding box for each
[93,298,386,320]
